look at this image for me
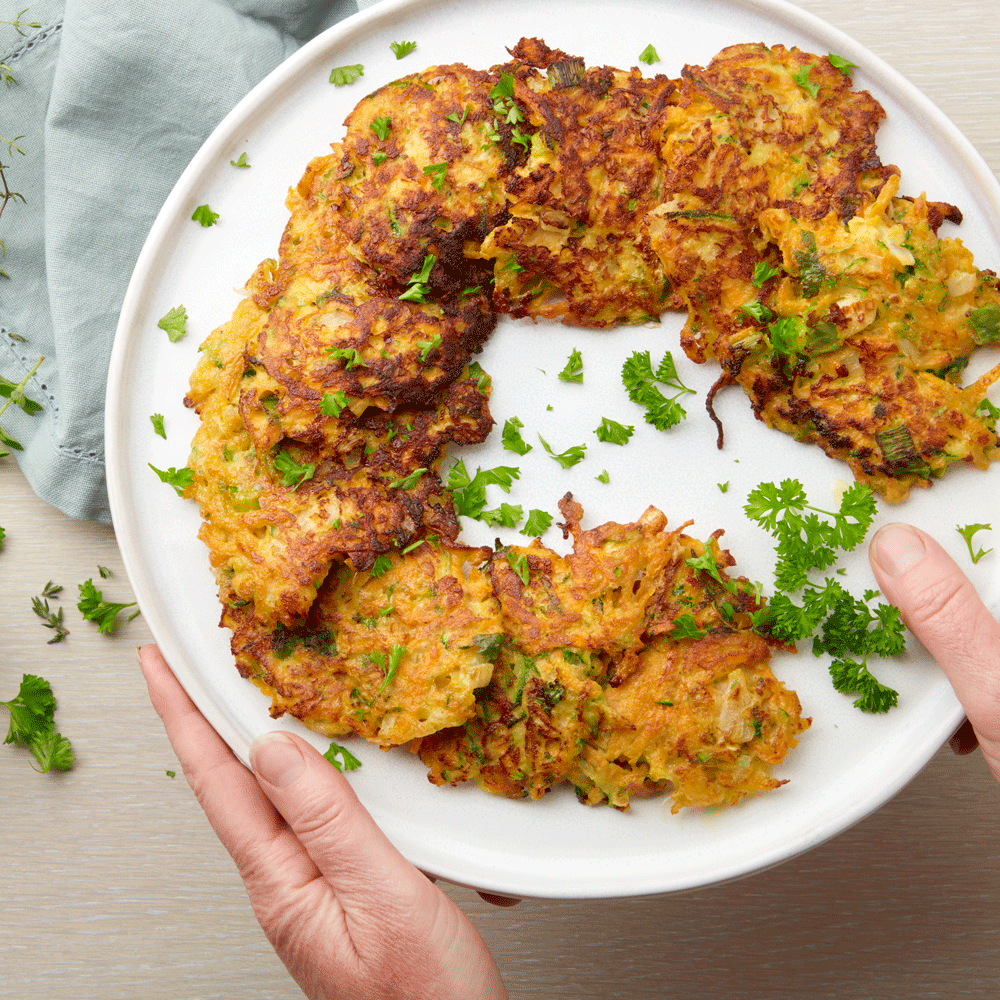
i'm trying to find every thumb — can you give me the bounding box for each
[868,523,1000,782]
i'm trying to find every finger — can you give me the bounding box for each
[137,645,313,884]
[249,731,439,919]
[948,718,980,756]
[868,524,1000,777]
[476,892,522,908]
[249,732,506,997]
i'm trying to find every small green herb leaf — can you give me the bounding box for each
[148,463,194,496]
[390,40,416,60]
[957,523,993,564]
[191,204,219,227]
[150,413,166,439]
[329,63,364,86]
[157,305,188,343]
[638,44,659,65]
[557,347,584,384]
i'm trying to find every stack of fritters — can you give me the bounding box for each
[185,37,999,810]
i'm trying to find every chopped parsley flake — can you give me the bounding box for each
[370,115,392,141]
[521,509,553,537]
[230,152,250,168]
[594,417,634,446]
[957,523,993,564]
[324,741,362,771]
[827,53,856,76]
[191,204,219,227]
[481,502,524,529]
[791,62,820,98]
[329,63,364,86]
[326,346,367,369]
[501,416,532,455]
[557,347,584,384]
[148,463,194,496]
[150,413,166,439]
[390,40,417,60]
[422,161,448,190]
[273,448,316,490]
[638,44,660,65]
[387,467,427,490]
[621,349,695,431]
[596,469,610,484]
[157,305,187,343]
[507,550,530,585]
[538,434,586,468]
[321,391,349,417]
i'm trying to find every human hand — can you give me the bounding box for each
[868,523,1000,782]
[138,644,508,1000]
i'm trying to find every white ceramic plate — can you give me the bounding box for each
[106,0,1000,898]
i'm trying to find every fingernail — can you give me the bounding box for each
[871,523,926,577]
[250,732,306,788]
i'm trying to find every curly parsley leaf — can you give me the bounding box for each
[326,346,367,369]
[538,434,586,469]
[324,741,362,771]
[157,305,187,342]
[190,204,219,227]
[2,673,75,773]
[957,523,993,564]
[148,463,194,496]
[557,347,584,384]
[594,417,634,446]
[329,63,364,86]
[747,479,901,712]
[422,162,447,191]
[378,643,407,693]
[520,509,553,537]
[77,579,138,635]
[621,349,695,431]
[387,467,427,490]
[752,261,783,287]
[390,40,416,59]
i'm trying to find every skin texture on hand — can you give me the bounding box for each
[869,523,1000,783]
[138,644,508,1000]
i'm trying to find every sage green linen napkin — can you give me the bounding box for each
[0,0,370,522]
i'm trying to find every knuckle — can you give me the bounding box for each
[904,573,975,636]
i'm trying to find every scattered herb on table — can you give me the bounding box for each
[150,413,166,439]
[1,673,75,773]
[78,579,139,634]
[638,44,659,65]
[501,416,532,455]
[31,581,68,644]
[230,152,250,168]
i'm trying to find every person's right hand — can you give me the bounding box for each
[869,522,1000,782]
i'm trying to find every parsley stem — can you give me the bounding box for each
[0,355,43,421]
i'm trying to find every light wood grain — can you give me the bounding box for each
[4,2,1000,997]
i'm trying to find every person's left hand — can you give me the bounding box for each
[138,644,508,1000]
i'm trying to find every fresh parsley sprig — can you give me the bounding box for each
[621,349,695,431]
[745,479,903,713]
[78,579,140,634]
[2,673,75,773]
[446,459,520,521]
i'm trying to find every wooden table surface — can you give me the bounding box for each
[4,2,1000,997]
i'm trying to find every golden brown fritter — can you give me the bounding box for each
[226,542,501,745]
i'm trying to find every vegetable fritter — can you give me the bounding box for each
[185,36,1000,814]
